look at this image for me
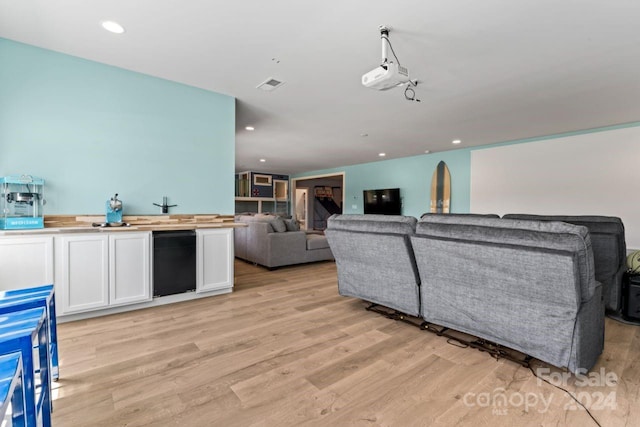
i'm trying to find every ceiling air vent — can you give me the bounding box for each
[256,77,285,91]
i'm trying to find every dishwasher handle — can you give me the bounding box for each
[152,230,196,239]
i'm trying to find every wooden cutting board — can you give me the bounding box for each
[430,161,451,213]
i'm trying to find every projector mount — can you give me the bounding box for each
[379,25,392,67]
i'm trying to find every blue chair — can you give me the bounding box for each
[0,307,51,427]
[0,285,58,381]
[0,285,53,299]
[0,352,26,426]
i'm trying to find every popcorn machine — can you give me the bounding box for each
[0,175,45,229]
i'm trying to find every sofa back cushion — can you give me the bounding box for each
[325,214,420,316]
[503,214,626,311]
[420,212,500,219]
[415,215,595,302]
[237,214,289,233]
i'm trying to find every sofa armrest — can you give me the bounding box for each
[233,225,247,260]
[245,222,273,265]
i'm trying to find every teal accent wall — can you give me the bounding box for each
[0,38,235,215]
[293,149,472,218]
[293,121,640,218]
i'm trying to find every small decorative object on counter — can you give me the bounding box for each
[106,193,123,224]
[0,175,45,229]
[153,196,177,214]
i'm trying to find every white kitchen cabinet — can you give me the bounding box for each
[0,235,54,290]
[56,234,110,314]
[196,228,234,293]
[56,231,151,315]
[109,232,151,306]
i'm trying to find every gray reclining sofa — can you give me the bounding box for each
[326,213,606,373]
[412,215,604,373]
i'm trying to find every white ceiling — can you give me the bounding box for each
[2,1,640,175]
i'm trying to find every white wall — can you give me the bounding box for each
[471,126,640,249]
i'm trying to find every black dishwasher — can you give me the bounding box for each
[153,230,197,297]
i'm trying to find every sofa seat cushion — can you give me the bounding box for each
[306,234,330,250]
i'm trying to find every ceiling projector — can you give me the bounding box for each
[362,25,412,91]
[362,62,410,90]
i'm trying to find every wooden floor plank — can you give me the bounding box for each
[52,260,640,426]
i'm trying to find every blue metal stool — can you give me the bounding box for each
[0,285,58,381]
[0,308,51,427]
[0,352,26,426]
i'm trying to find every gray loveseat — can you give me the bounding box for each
[326,214,605,372]
[235,214,334,268]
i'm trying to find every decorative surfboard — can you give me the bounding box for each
[430,161,451,213]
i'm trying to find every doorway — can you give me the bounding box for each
[291,173,345,231]
[295,188,308,229]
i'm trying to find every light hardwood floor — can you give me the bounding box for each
[52,260,639,427]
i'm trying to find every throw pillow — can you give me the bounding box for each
[284,218,300,231]
[270,218,287,232]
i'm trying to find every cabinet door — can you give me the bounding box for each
[0,236,54,291]
[109,232,151,306]
[196,229,234,293]
[57,234,109,314]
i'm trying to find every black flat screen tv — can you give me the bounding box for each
[363,188,401,215]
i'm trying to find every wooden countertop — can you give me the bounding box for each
[0,214,245,235]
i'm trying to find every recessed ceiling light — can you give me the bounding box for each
[452,139,462,145]
[245,126,255,131]
[424,150,430,154]
[259,158,266,162]
[101,20,125,34]
[378,153,386,157]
